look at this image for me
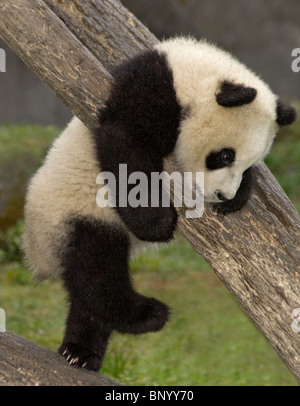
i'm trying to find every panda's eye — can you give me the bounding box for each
[206,148,236,170]
[221,151,231,162]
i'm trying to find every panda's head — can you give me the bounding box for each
[99,37,296,210]
[156,38,297,203]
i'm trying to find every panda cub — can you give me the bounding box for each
[23,37,296,371]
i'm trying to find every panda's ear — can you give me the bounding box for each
[276,99,297,126]
[216,81,257,107]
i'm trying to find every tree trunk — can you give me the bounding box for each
[0,0,299,384]
[44,0,158,70]
[0,331,118,386]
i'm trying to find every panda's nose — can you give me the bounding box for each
[217,192,228,202]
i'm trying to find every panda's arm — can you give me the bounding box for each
[94,50,182,242]
[96,123,177,242]
[213,167,254,215]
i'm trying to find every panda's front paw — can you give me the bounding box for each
[213,167,254,215]
[58,342,102,371]
[123,205,177,242]
[212,199,244,215]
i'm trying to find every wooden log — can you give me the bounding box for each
[44,0,157,70]
[0,0,299,383]
[0,331,119,386]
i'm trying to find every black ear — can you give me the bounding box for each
[276,100,297,126]
[216,81,257,107]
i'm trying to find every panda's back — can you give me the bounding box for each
[23,117,122,279]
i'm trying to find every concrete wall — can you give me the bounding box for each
[0,40,71,126]
[122,0,300,99]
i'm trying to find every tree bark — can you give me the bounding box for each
[44,0,158,70]
[0,0,299,384]
[0,331,119,386]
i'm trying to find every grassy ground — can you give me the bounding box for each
[0,113,299,386]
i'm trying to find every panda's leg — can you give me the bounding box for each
[58,216,169,371]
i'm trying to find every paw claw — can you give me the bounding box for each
[70,356,79,365]
[58,343,102,371]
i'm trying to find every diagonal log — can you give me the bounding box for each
[0,0,299,383]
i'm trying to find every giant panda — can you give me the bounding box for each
[23,37,296,371]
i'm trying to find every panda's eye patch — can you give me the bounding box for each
[206,148,236,170]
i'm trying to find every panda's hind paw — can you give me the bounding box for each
[58,342,102,371]
[131,297,170,334]
[114,296,170,335]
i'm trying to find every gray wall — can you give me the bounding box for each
[122,0,300,99]
[0,0,299,126]
[0,41,72,126]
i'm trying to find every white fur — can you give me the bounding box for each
[23,37,279,279]
[23,117,155,279]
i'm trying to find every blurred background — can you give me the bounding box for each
[0,0,299,386]
[1,0,300,126]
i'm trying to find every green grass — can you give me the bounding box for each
[0,119,299,386]
[0,123,60,156]
[0,124,61,230]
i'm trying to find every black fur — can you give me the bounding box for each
[95,50,181,242]
[276,100,297,126]
[213,166,255,215]
[59,217,170,371]
[216,81,257,107]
